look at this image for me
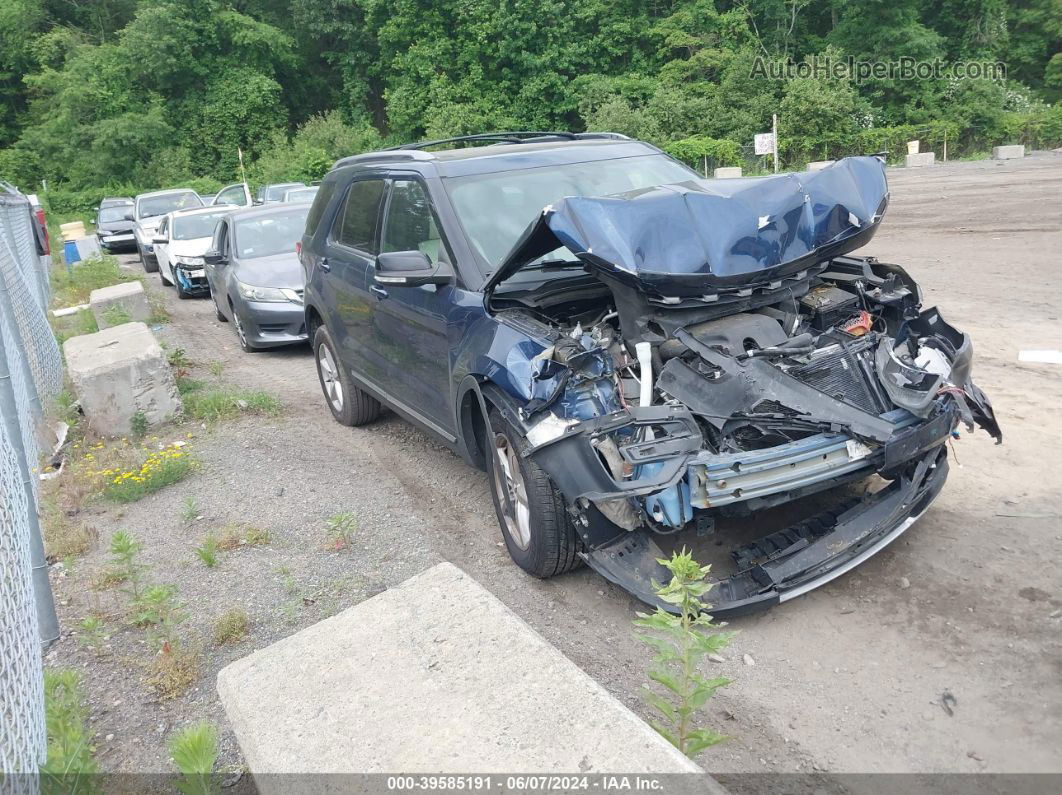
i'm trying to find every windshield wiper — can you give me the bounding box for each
[524,258,584,271]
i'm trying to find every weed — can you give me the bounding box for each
[181,385,281,422]
[243,525,270,546]
[325,512,358,550]
[51,307,100,345]
[214,526,242,551]
[101,304,132,326]
[77,615,107,654]
[50,254,137,307]
[149,296,170,324]
[167,347,192,371]
[103,443,196,503]
[207,360,224,378]
[147,642,201,700]
[108,531,146,598]
[40,669,99,788]
[212,609,249,645]
[90,567,127,592]
[130,410,148,440]
[180,496,199,523]
[169,721,220,795]
[633,549,735,758]
[195,536,220,568]
[131,584,187,649]
[53,387,81,425]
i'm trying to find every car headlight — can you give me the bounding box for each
[174,255,205,266]
[235,280,302,304]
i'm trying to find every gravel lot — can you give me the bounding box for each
[46,154,1062,784]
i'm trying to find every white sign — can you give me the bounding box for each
[754,132,775,156]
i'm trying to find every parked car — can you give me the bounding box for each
[131,188,202,272]
[152,205,235,298]
[213,182,253,207]
[299,131,1001,616]
[24,193,50,255]
[94,203,138,253]
[204,203,309,351]
[255,182,306,204]
[97,196,133,210]
[198,192,217,206]
[282,186,318,203]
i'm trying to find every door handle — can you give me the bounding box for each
[318,256,331,272]
[370,286,388,299]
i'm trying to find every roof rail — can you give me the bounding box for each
[331,131,632,170]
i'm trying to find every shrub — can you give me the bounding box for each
[634,549,735,758]
[664,136,743,171]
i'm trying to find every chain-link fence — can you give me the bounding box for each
[0,182,62,789]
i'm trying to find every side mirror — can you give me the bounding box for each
[203,250,224,265]
[374,250,450,287]
[152,234,167,244]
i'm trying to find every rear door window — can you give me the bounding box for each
[304,181,337,239]
[332,179,385,254]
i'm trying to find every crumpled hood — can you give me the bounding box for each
[487,155,889,294]
[233,252,302,290]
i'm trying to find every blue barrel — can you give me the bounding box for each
[63,240,81,265]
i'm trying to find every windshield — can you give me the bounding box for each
[234,208,309,259]
[264,183,304,202]
[444,154,699,273]
[285,188,318,202]
[172,211,229,240]
[99,206,130,223]
[137,192,201,220]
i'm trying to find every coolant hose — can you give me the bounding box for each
[636,341,653,408]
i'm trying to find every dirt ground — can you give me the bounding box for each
[45,154,1062,784]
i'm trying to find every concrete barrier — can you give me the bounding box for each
[992,145,1025,160]
[713,166,742,179]
[905,152,936,168]
[217,563,721,792]
[89,281,151,329]
[64,322,181,437]
[807,160,836,172]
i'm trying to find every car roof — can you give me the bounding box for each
[332,136,661,178]
[136,188,200,200]
[102,197,133,204]
[226,204,310,222]
[169,204,235,218]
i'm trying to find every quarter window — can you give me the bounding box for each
[334,179,385,254]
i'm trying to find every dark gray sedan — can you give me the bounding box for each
[203,204,310,352]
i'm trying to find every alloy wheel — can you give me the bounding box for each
[492,433,532,550]
[317,344,344,412]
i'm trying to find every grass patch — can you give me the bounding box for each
[40,669,98,787]
[51,307,99,346]
[50,254,138,308]
[147,643,202,700]
[195,535,220,567]
[243,525,270,546]
[101,443,196,503]
[42,499,98,560]
[101,304,132,326]
[181,384,281,422]
[212,608,249,645]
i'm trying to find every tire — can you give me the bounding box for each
[230,304,260,353]
[485,408,581,578]
[138,242,158,273]
[210,289,227,322]
[313,325,380,426]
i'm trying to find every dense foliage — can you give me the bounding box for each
[1,0,1058,208]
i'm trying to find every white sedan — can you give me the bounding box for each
[153,205,235,298]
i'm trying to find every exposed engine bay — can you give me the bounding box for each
[490,254,1000,615]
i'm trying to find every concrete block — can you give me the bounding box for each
[89,281,150,329]
[217,563,718,791]
[64,322,180,437]
[905,152,936,168]
[992,144,1024,160]
[807,160,836,172]
[714,166,743,179]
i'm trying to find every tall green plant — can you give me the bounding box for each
[108,531,147,599]
[633,549,735,758]
[40,669,99,794]
[169,722,220,795]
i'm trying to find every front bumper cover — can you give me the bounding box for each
[583,445,949,617]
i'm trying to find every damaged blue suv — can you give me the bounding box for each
[300,132,1000,616]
